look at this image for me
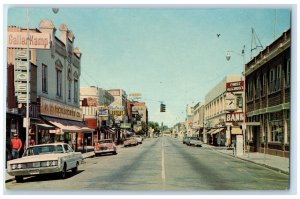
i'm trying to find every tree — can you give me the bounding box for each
[148,121,160,132]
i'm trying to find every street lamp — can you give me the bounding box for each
[25,8,59,149]
[225,45,246,156]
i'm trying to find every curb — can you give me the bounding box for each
[206,145,289,175]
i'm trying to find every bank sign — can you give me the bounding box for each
[226,81,244,92]
[226,112,244,122]
[7,32,50,49]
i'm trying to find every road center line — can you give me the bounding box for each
[161,139,166,182]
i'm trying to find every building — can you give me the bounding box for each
[80,86,114,142]
[204,75,243,146]
[131,102,148,135]
[6,19,90,157]
[185,104,194,137]
[245,29,290,157]
[192,102,205,141]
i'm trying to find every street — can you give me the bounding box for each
[5,137,289,192]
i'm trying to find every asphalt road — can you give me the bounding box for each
[5,136,289,193]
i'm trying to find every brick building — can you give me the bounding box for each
[245,28,290,157]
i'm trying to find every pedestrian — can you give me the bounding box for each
[10,133,22,159]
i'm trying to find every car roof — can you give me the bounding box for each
[27,142,66,148]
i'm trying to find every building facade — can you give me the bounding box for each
[80,86,114,142]
[192,102,205,141]
[204,75,243,146]
[245,29,290,157]
[6,19,90,157]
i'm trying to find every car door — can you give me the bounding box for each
[63,144,73,170]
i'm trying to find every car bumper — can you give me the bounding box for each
[7,166,62,177]
[95,149,115,154]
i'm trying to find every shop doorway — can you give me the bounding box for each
[252,126,260,152]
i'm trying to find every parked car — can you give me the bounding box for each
[183,137,190,144]
[6,143,83,183]
[94,139,117,156]
[123,137,138,147]
[186,137,202,147]
[133,135,143,144]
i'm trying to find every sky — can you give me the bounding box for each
[5,5,292,127]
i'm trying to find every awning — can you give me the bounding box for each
[206,129,215,135]
[81,127,94,132]
[211,128,225,135]
[41,116,88,133]
[36,123,56,129]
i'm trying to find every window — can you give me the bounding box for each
[269,69,276,93]
[255,76,260,99]
[275,64,282,91]
[74,79,78,103]
[42,64,48,93]
[270,121,283,143]
[262,73,267,96]
[286,59,291,87]
[68,79,71,100]
[247,80,253,101]
[56,69,62,97]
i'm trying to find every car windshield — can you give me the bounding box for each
[190,137,199,140]
[99,140,112,144]
[23,145,64,156]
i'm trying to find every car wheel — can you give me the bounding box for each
[61,164,67,179]
[113,151,117,155]
[15,176,23,183]
[72,162,79,174]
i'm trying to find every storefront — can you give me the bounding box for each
[38,97,92,152]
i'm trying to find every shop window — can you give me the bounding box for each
[286,59,291,88]
[270,121,283,143]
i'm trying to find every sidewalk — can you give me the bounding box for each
[203,143,289,174]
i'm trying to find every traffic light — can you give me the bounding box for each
[160,103,166,112]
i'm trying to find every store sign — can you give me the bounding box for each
[15,60,29,70]
[14,49,30,104]
[16,94,27,103]
[98,109,109,117]
[120,123,131,129]
[226,112,244,122]
[40,97,82,121]
[7,32,50,49]
[110,110,125,115]
[226,81,244,92]
[15,82,27,92]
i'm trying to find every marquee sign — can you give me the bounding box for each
[226,81,244,92]
[40,97,82,121]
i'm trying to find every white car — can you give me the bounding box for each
[186,137,203,147]
[7,143,83,183]
[133,135,143,144]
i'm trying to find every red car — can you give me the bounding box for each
[94,139,117,156]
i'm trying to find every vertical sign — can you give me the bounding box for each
[14,49,30,103]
